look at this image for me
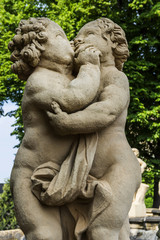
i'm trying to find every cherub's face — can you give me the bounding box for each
[42,22,74,65]
[74,21,115,62]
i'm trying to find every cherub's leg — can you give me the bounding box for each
[87,217,130,240]
[86,161,139,240]
[11,167,63,240]
[87,226,119,240]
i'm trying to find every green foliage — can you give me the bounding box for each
[0,180,18,230]
[0,0,160,207]
[47,0,117,40]
[123,1,160,207]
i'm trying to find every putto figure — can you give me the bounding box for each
[9,17,141,240]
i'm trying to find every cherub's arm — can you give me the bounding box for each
[29,47,101,113]
[47,72,130,135]
[54,62,100,113]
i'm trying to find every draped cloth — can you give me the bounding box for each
[31,133,112,239]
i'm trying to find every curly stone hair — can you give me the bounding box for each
[8,17,51,80]
[96,18,129,71]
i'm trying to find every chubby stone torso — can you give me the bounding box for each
[13,70,76,171]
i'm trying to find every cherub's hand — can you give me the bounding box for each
[46,108,69,135]
[51,101,62,114]
[74,45,101,67]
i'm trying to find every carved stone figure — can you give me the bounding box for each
[9,17,141,240]
[129,148,149,218]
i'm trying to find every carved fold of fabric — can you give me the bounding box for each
[31,133,98,206]
[31,132,113,239]
[30,161,60,200]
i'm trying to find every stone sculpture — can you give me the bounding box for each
[9,17,141,240]
[0,229,24,240]
[129,148,149,218]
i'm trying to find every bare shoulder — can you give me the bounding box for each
[99,66,129,101]
[25,68,52,96]
[103,66,129,89]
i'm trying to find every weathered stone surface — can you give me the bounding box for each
[146,208,160,217]
[130,217,145,223]
[130,223,145,230]
[0,229,24,240]
[157,222,160,239]
[130,216,160,223]
[9,17,140,240]
[152,209,160,216]
[145,223,159,231]
[129,216,160,231]
[130,229,158,240]
[146,216,160,223]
